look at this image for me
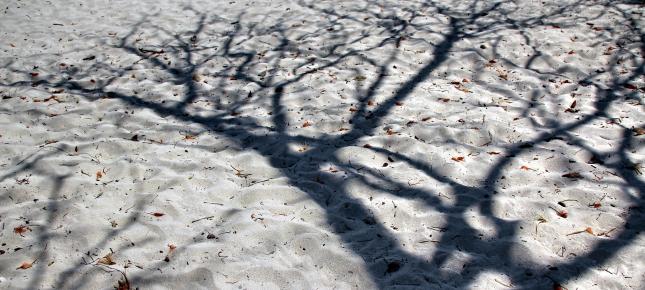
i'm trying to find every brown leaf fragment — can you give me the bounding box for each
[163,244,177,262]
[562,172,582,179]
[633,127,645,136]
[96,171,103,181]
[149,212,165,217]
[97,253,116,265]
[117,275,131,290]
[564,100,578,113]
[16,261,33,270]
[488,151,501,155]
[624,84,637,90]
[386,261,401,274]
[302,121,312,128]
[557,210,568,218]
[451,156,465,162]
[14,225,31,236]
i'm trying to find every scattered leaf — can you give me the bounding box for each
[557,210,568,218]
[488,151,501,155]
[14,225,31,236]
[520,165,531,170]
[585,227,594,235]
[451,156,465,162]
[117,277,131,290]
[149,212,165,217]
[386,261,401,273]
[16,261,33,270]
[562,172,582,179]
[564,100,578,113]
[96,171,103,181]
[302,121,312,128]
[633,127,645,136]
[97,253,116,265]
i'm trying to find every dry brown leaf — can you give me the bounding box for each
[149,212,165,217]
[302,121,312,128]
[562,172,582,179]
[97,253,116,265]
[14,225,31,236]
[451,156,465,162]
[96,171,103,181]
[633,127,645,136]
[17,261,33,270]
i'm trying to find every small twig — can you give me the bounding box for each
[191,216,215,223]
[493,278,512,288]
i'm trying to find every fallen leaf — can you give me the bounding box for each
[520,165,531,170]
[487,151,501,155]
[633,127,645,136]
[164,244,177,262]
[17,261,33,270]
[14,225,31,236]
[451,156,465,162]
[97,253,116,265]
[117,277,131,290]
[585,227,594,235]
[562,172,582,179]
[564,100,578,113]
[386,261,401,273]
[302,121,312,128]
[557,210,568,218]
[149,212,165,217]
[96,171,103,181]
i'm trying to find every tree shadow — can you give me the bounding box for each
[0,0,643,289]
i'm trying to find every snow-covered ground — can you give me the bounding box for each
[1,0,643,289]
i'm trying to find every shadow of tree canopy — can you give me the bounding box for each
[0,0,643,289]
